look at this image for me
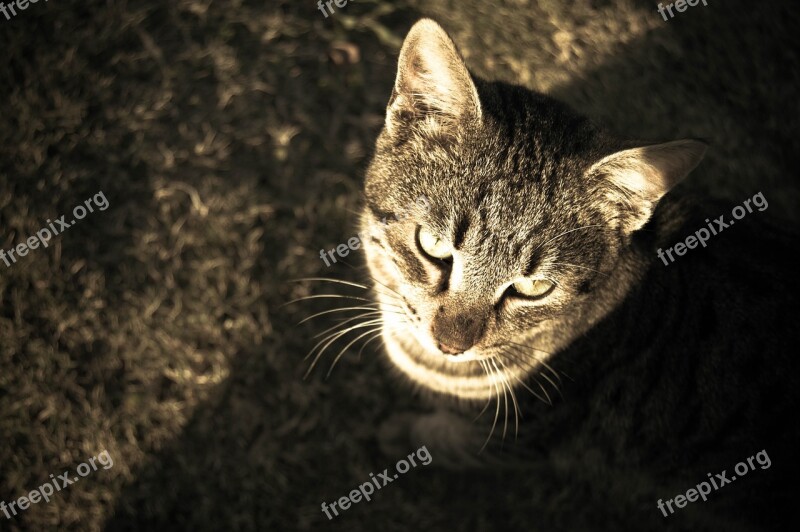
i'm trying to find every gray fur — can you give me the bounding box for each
[360,19,800,530]
[361,19,705,399]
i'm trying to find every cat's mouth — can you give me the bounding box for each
[379,300,524,400]
[435,351,483,363]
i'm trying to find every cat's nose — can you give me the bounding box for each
[437,341,468,355]
[431,308,487,356]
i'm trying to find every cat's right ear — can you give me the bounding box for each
[385,19,482,137]
[588,139,708,234]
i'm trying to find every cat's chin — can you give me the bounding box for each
[381,323,523,401]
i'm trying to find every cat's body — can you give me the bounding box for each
[504,200,800,530]
[354,19,799,531]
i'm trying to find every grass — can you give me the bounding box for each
[0,0,798,530]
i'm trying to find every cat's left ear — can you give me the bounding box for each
[385,19,482,137]
[588,139,708,233]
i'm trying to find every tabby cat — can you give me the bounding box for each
[351,19,799,531]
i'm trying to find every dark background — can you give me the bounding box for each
[1,0,798,530]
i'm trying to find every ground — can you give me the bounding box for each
[0,0,798,530]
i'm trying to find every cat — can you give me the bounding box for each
[348,18,799,531]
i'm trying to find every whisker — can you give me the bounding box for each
[333,263,407,301]
[306,318,383,362]
[538,370,562,398]
[480,360,502,453]
[504,340,556,358]
[365,275,406,301]
[304,319,385,376]
[356,330,386,361]
[316,260,407,304]
[534,376,553,406]
[495,356,521,439]
[298,306,381,325]
[314,311,385,339]
[473,361,494,422]
[290,277,370,290]
[495,350,551,404]
[504,341,566,384]
[282,293,402,309]
[326,326,386,378]
[503,346,563,397]
[491,358,509,442]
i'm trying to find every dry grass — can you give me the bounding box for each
[0,0,797,530]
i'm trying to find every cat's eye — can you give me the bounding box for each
[510,278,555,299]
[417,227,453,260]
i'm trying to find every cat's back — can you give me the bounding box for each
[596,194,800,458]
[503,196,799,530]
[585,195,800,528]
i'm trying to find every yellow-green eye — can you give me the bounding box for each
[417,227,453,260]
[511,278,555,299]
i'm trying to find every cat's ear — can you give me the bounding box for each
[385,19,481,136]
[589,139,708,233]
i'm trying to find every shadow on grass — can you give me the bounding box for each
[0,0,792,530]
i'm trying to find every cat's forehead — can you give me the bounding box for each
[424,177,551,232]
[421,194,545,268]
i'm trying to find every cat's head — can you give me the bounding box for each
[361,19,706,400]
